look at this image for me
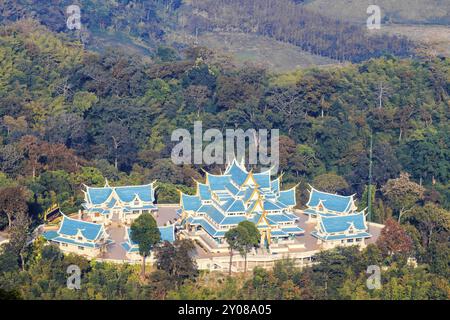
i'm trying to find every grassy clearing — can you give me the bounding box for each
[169,31,338,73]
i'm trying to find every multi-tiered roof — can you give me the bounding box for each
[180,159,304,242]
[43,214,112,248]
[81,181,157,216]
[304,187,371,242]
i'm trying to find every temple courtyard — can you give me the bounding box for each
[70,205,384,272]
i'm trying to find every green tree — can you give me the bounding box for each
[407,203,450,247]
[154,239,198,289]
[0,186,29,230]
[312,173,349,193]
[237,221,260,274]
[6,210,30,271]
[382,173,425,222]
[224,227,245,276]
[376,218,413,261]
[130,213,161,278]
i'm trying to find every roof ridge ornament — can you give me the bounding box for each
[104,178,110,187]
[240,157,247,170]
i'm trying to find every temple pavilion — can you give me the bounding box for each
[179,159,304,249]
[43,214,112,257]
[81,180,157,225]
[303,187,372,248]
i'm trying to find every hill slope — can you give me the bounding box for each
[304,0,450,25]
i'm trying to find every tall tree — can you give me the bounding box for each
[382,173,425,222]
[407,203,450,247]
[155,239,198,288]
[6,210,30,271]
[312,173,349,194]
[237,221,260,274]
[376,218,413,260]
[130,213,161,278]
[0,186,29,230]
[224,227,245,276]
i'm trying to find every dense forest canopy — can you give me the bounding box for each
[1,0,416,63]
[0,20,448,218]
[181,0,415,62]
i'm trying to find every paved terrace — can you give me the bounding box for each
[46,206,384,263]
[102,205,180,260]
[190,209,383,258]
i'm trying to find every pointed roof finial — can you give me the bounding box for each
[104,178,110,187]
[240,156,245,168]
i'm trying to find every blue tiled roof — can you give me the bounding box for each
[303,208,338,217]
[198,183,212,200]
[181,194,202,211]
[124,224,176,251]
[226,161,248,185]
[311,231,371,241]
[52,236,100,248]
[249,213,261,224]
[180,158,301,241]
[264,200,282,211]
[283,212,300,220]
[307,188,353,213]
[320,213,367,233]
[271,178,280,194]
[115,185,154,202]
[243,188,256,202]
[226,199,246,213]
[225,182,240,195]
[254,172,271,189]
[140,204,157,210]
[266,214,293,223]
[222,198,235,210]
[278,188,296,207]
[204,205,226,224]
[87,208,110,215]
[87,188,112,205]
[270,229,288,237]
[86,184,154,205]
[159,225,175,242]
[281,226,304,234]
[121,242,136,253]
[43,230,58,240]
[198,218,221,237]
[208,174,232,190]
[221,215,247,225]
[58,215,103,241]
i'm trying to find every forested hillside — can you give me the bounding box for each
[179,0,415,62]
[305,0,450,25]
[1,0,416,64]
[0,19,448,218]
